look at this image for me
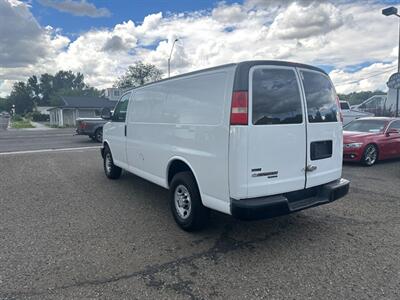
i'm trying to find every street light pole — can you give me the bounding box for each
[168,38,179,78]
[382,6,400,117]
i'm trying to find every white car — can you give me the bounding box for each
[101,61,349,231]
[340,100,374,125]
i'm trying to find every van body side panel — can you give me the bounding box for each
[126,67,236,214]
[228,126,248,199]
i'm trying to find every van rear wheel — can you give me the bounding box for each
[169,172,209,231]
[103,146,122,179]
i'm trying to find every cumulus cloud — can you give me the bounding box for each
[38,0,111,18]
[268,2,345,39]
[0,0,47,67]
[0,0,398,96]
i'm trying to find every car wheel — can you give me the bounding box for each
[103,146,122,179]
[95,128,103,143]
[362,144,378,166]
[169,172,209,231]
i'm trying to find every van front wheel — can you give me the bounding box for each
[170,172,209,231]
[103,146,122,179]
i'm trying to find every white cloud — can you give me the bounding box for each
[268,2,345,40]
[0,0,398,97]
[38,0,111,18]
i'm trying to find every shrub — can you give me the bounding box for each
[26,111,50,122]
[12,114,23,121]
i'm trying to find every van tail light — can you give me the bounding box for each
[336,96,343,123]
[79,121,87,129]
[230,91,248,125]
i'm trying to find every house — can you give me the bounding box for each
[105,88,123,101]
[48,96,116,127]
[34,106,53,115]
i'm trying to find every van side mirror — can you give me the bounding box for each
[101,107,112,120]
[386,128,399,136]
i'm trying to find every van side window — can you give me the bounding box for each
[301,71,338,123]
[113,92,130,122]
[252,68,303,125]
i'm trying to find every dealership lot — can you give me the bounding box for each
[0,132,399,299]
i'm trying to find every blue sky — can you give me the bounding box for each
[31,0,241,37]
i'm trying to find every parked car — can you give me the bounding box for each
[340,100,374,125]
[101,60,349,231]
[75,117,108,142]
[1,111,10,118]
[343,117,400,166]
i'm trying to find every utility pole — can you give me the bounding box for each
[168,38,179,78]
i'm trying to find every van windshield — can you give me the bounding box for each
[301,71,338,123]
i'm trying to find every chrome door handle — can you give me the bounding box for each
[305,165,317,172]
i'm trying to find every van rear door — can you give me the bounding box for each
[299,69,342,188]
[247,66,306,198]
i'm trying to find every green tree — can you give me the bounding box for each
[114,62,163,89]
[39,73,54,106]
[338,90,386,106]
[8,81,34,114]
[0,97,11,112]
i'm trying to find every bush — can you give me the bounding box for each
[25,111,50,122]
[12,114,23,121]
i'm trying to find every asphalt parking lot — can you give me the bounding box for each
[0,132,399,299]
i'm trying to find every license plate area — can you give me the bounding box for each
[310,140,332,160]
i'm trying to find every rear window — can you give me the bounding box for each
[252,68,303,125]
[301,71,338,123]
[340,102,350,110]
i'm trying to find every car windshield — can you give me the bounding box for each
[344,120,387,133]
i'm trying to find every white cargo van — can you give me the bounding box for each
[101,61,349,231]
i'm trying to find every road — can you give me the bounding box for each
[0,131,399,299]
[0,127,98,153]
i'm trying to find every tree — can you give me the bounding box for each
[0,97,11,112]
[8,81,34,114]
[114,62,163,89]
[338,90,386,106]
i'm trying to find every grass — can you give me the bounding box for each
[11,119,35,129]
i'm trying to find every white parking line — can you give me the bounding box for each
[0,146,101,156]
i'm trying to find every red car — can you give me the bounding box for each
[343,117,400,166]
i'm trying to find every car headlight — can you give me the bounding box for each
[344,142,363,149]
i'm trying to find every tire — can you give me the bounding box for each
[94,128,103,143]
[362,144,378,166]
[103,146,122,179]
[169,172,209,231]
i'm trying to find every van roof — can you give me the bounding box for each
[123,60,326,93]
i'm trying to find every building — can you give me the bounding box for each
[48,96,116,127]
[34,106,53,115]
[105,88,123,101]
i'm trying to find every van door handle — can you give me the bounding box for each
[124,124,127,136]
[305,165,317,172]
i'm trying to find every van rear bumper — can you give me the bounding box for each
[231,178,350,220]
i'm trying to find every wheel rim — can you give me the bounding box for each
[365,145,377,165]
[174,185,191,220]
[105,152,112,173]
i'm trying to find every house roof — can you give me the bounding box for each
[55,96,116,109]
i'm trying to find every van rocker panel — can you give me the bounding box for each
[231,178,349,220]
